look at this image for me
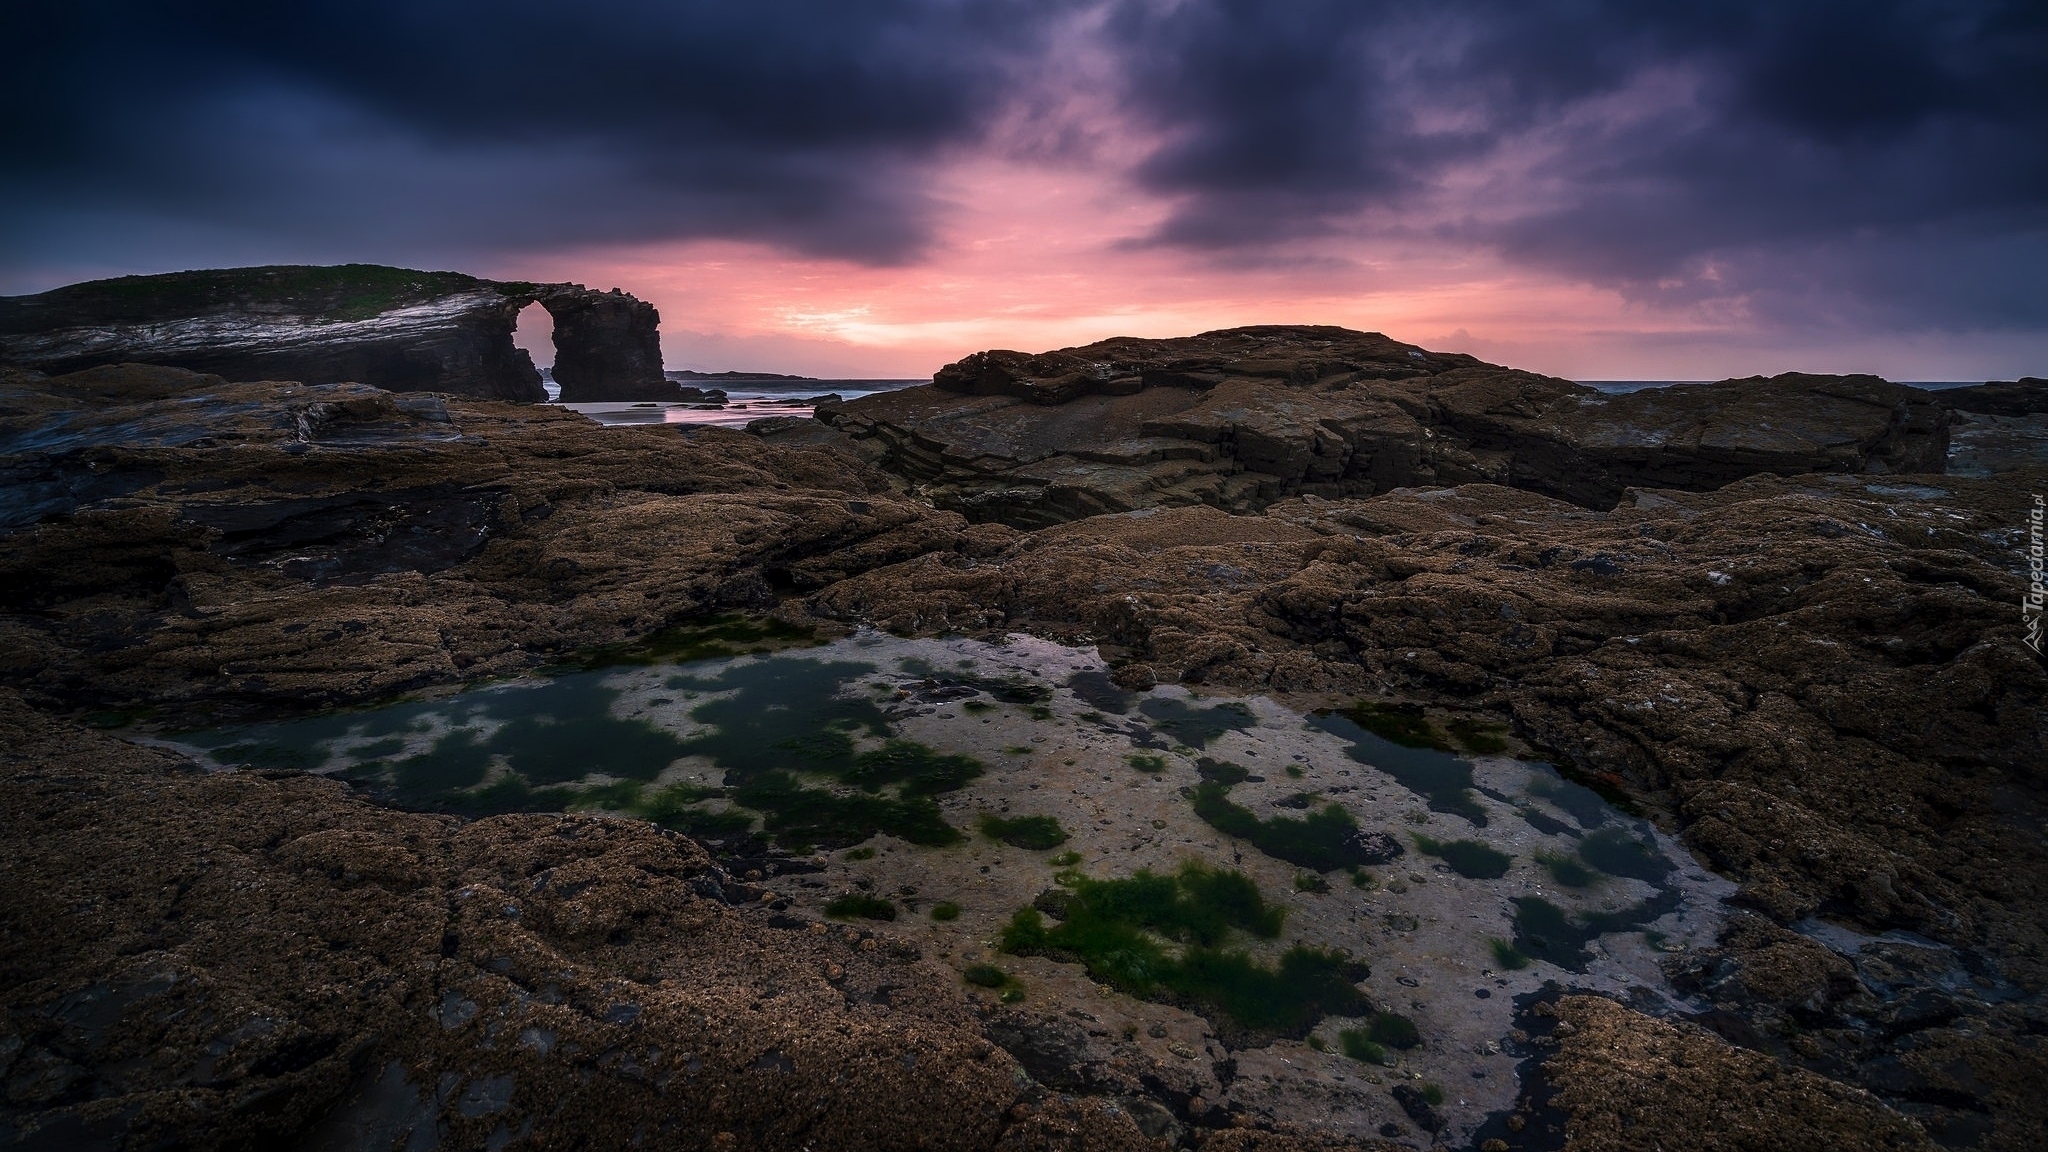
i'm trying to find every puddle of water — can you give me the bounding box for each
[149,628,1736,1146]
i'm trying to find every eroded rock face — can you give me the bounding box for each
[0,698,1082,1152]
[1943,378,2048,417]
[819,327,1952,525]
[0,364,997,714]
[1540,995,1941,1152]
[541,287,669,403]
[0,265,683,404]
[803,475,2047,1147]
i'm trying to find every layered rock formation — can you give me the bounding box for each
[0,363,988,713]
[803,478,2047,1148]
[0,265,679,404]
[545,288,669,402]
[1943,377,2048,417]
[819,326,1952,526]
[2,343,2044,1150]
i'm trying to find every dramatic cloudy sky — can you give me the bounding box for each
[5,0,2044,378]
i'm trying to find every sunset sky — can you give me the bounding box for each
[6,1,2044,380]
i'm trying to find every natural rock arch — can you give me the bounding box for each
[522,285,671,403]
[0,265,685,403]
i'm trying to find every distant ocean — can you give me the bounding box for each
[1582,379,1984,394]
[547,375,924,428]
[549,375,1994,428]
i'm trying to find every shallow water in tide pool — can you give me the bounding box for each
[152,629,1736,1145]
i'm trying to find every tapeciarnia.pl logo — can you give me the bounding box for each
[2026,493,2044,655]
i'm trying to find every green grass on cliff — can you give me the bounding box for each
[2,264,493,329]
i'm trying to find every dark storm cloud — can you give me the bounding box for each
[4,0,2042,336]
[0,0,1069,269]
[1104,0,2048,328]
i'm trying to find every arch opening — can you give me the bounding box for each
[512,301,556,398]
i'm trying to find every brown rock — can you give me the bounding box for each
[1545,995,1935,1152]
[811,476,2048,982]
[1941,377,2048,417]
[821,327,1952,525]
[0,693,1030,1150]
[0,369,982,716]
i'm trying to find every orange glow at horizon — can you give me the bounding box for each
[490,157,2002,384]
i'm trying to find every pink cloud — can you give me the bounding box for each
[484,149,2042,383]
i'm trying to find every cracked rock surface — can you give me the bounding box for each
[816,326,1952,526]
[1,342,2044,1150]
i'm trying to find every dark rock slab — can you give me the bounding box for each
[541,286,670,403]
[820,327,1954,526]
[1939,377,2048,416]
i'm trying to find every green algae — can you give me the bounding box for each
[1576,826,1672,882]
[1009,864,1282,951]
[1136,697,1257,748]
[1365,1010,1422,1049]
[1337,702,1450,751]
[997,864,1363,1040]
[1189,782,1371,872]
[1536,850,1598,888]
[1525,771,1614,829]
[1310,711,1488,826]
[842,740,983,796]
[1510,891,1680,972]
[663,657,981,848]
[1339,1028,1387,1064]
[962,963,1008,987]
[1411,833,1513,879]
[392,728,494,799]
[666,658,889,781]
[1445,717,1510,755]
[1195,757,1251,785]
[824,893,897,921]
[732,771,959,851]
[617,782,752,837]
[188,651,996,849]
[978,813,1069,850]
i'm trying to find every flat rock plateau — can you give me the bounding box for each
[1,318,2044,1152]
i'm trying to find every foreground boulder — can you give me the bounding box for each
[818,326,1951,525]
[0,265,679,403]
[0,696,1165,1152]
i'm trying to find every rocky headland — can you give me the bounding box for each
[814,327,1955,526]
[1,320,2044,1151]
[0,265,679,404]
